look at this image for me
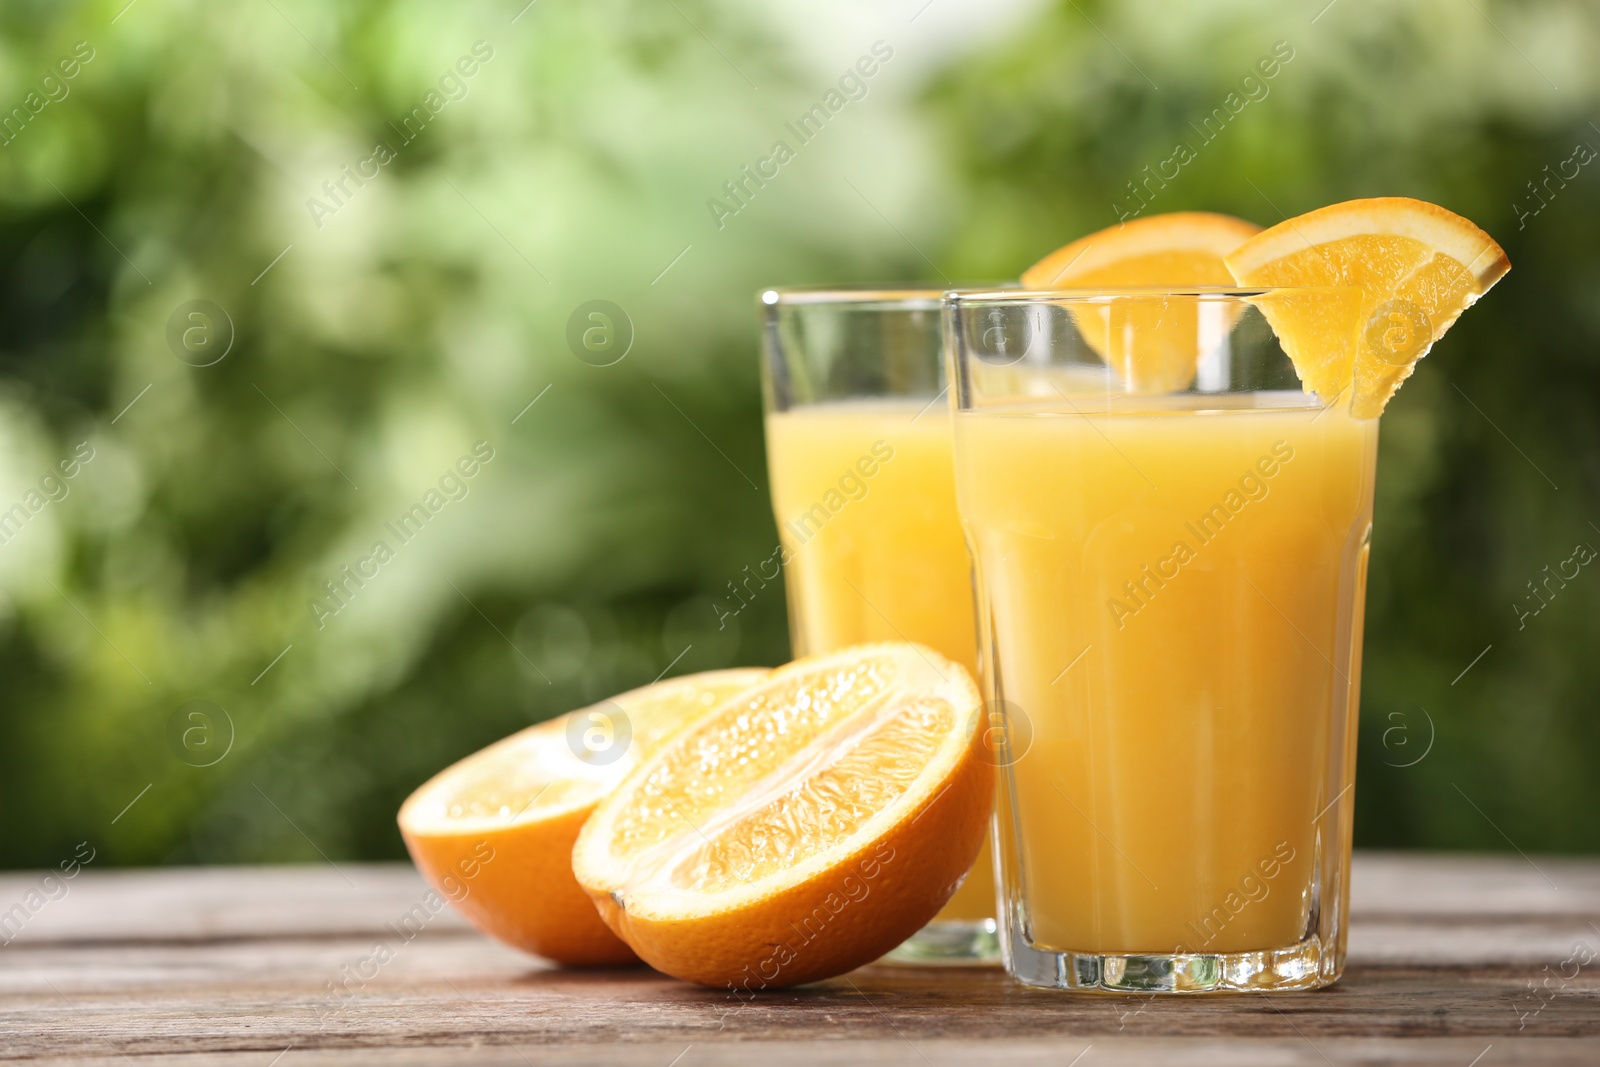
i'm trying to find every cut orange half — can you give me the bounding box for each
[1020,212,1262,393]
[1224,196,1509,417]
[398,668,766,966]
[571,643,989,990]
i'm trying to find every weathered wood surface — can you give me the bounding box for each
[3,853,1598,1064]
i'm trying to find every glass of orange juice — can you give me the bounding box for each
[758,286,998,963]
[945,287,1376,991]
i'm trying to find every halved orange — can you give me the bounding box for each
[1224,196,1509,417]
[1021,212,1262,393]
[398,668,766,965]
[571,643,989,990]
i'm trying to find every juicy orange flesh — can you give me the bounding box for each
[409,672,765,834]
[607,659,899,859]
[1049,250,1240,289]
[626,674,766,752]
[1051,253,1244,395]
[1233,234,1482,417]
[1092,297,1225,394]
[1354,253,1477,416]
[665,698,951,894]
[604,655,953,894]
[1019,212,1261,292]
[429,732,614,822]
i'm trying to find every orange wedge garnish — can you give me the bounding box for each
[1021,212,1262,393]
[399,668,766,965]
[571,643,989,989]
[1022,211,1262,290]
[1224,196,1509,417]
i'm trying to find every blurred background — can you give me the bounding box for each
[0,0,1596,870]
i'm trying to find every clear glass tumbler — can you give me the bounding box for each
[758,286,998,964]
[945,287,1377,991]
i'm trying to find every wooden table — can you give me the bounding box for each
[4,854,1598,1064]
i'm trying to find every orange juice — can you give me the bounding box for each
[954,394,1376,953]
[764,400,994,923]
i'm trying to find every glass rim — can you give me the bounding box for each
[944,284,1357,306]
[759,283,1010,308]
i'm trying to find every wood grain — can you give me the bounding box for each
[2,853,1597,1065]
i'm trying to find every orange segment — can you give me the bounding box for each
[1224,196,1509,417]
[571,643,989,990]
[1021,212,1262,393]
[398,668,766,966]
[1022,212,1262,289]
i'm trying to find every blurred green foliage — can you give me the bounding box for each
[0,0,1596,869]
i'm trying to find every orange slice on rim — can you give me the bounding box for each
[571,643,989,989]
[1224,196,1509,417]
[398,668,766,966]
[1021,212,1262,393]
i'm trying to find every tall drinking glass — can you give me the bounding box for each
[758,286,997,963]
[945,288,1376,991]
